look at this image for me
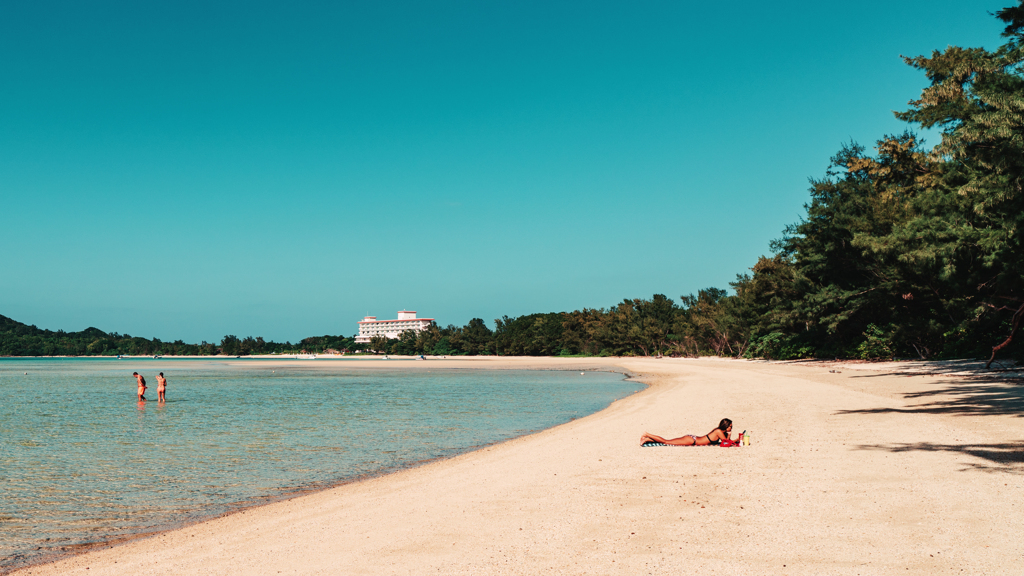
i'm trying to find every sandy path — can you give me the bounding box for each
[12,357,1024,575]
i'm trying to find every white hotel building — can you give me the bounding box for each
[355,311,434,343]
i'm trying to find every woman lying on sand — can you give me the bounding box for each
[640,418,737,446]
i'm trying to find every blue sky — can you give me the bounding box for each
[0,1,1009,342]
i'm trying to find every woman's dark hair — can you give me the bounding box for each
[718,418,733,431]
[159,372,164,376]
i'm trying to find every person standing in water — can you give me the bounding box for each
[133,372,147,401]
[156,372,167,402]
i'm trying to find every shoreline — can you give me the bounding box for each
[10,357,1024,575]
[2,360,643,574]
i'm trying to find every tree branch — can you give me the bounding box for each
[986,301,1024,369]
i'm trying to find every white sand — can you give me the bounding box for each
[12,357,1024,575]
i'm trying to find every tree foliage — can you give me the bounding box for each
[0,314,357,357]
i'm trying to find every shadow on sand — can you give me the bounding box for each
[838,375,1024,418]
[837,368,1024,473]
[851,442,1024,474]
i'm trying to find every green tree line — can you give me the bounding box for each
[0,315,364,357]
[4,3,1023,364]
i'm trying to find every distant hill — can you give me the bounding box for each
[0,314,104,339]
[0,314,167,356]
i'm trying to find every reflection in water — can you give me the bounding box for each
[0,360,639,569]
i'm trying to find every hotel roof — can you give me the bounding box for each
[358,318,435,324]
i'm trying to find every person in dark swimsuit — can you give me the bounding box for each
[640,418,736,446]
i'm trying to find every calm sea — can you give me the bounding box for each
[0,358,640,569]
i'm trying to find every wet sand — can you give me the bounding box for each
[12,357,1024,575]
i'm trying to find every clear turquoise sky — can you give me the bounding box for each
[0,1,1008,342]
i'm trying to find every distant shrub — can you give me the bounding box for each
[745,332,785,359]
[857,324,896,360]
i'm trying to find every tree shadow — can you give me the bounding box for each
[852,442,1024,474]
[799,357,1023,380]
[838,358,1022,377]
[837,376,1024,418]
[837,370,1024,473]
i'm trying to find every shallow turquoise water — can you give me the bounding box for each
[0,358,639,568]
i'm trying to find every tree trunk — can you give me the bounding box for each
[911,342,926,360]
[987,301,1024,369]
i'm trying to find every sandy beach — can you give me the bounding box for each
[11,357,1024,575]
